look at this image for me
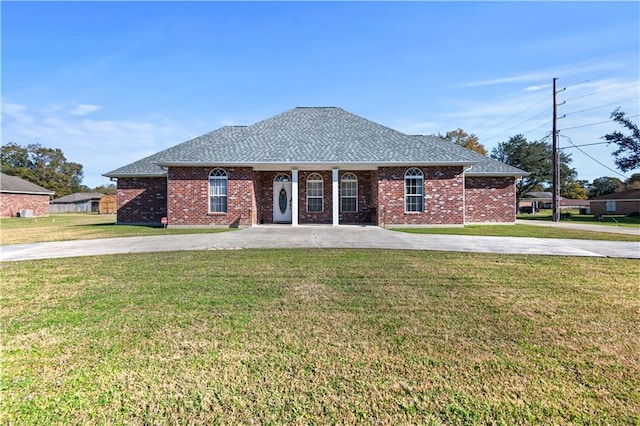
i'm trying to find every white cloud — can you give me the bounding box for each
[70,104,102,116]
[524,84,551,92]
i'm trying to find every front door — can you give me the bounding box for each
[273,175,292,223]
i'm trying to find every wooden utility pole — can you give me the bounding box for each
[552,78,560,222]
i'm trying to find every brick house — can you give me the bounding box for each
[590,189,640,216]
[0,173,55,218]
[104,107,527,227]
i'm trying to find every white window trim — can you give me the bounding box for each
[404,167,424,213]
[340,172,358,213]
[306,173,324,213]
[605,200,616,212]
[209,168,228,214]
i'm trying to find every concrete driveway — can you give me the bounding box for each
[1,225,638,262]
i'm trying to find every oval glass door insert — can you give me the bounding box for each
[279,187,287,214]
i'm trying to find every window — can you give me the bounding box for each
[605,200,616,212]
[341,173,357,212]
[405,168,424,213]
[209,169,228,213]
[306,173,323,212]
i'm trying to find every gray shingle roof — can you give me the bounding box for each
[0,173,55,195]
[51,192,105,204]
[105,107,528,177]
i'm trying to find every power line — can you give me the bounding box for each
[477,94,550,138]
[560,114,640,131]
[559,135,628,179]
[564,97,639,116]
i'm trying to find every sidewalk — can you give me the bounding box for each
[1,225,638,262]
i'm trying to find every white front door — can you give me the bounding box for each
[273,182,292,223]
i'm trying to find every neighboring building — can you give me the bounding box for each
[0,173,55,218]
[519,192,590,214]
[104,107,528,227]
[50,192,105,214]
[98,194,117,214]
[590,189,640,216]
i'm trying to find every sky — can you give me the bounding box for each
[2,1,639,189]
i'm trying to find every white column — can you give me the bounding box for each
[332,168,339,226]
[291,169,299,226]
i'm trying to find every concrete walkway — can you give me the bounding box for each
[1,225,638,262]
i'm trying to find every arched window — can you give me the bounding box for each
[306,173,323,213]
[340,172,358,212]
[274,173,291,183]
[405,168,424,213]
[209,168,228,213]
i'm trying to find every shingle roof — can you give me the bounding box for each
[0,173,55,195]
[105,107,528,177]
[590,189,640,201]
[51,192,105,204]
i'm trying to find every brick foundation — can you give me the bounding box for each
[465,176,516,223]
[1,193,51,217]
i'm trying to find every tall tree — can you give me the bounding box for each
[603,108,640,172]
[588,176,625,198]
[490,134,575,205]
[1,143,84,197]
[440,128,487,155]
[626,173,640,189]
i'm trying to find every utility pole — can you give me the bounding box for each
[551,78,565,222]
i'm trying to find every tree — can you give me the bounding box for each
[440,128,487,156]
[603,108,640,172]
[588,176,625,198]
[626,173,640,189]
[1,143,84,198]
[490,134,575,205]
[94,183,117,195]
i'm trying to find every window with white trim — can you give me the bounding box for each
[306,173,323,212]
[605,200,616,212]
[405,168,424,213]
[340,172,357,212]
[209,168,228,213]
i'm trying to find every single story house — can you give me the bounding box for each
[519,191,590,214]
[104,107,528,227]
[0,173,55,218]
[590,189,640,216]
[50,192,105,214]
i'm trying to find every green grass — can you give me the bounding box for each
[518,209,640,227]
[2,249,638,424]
[0,214,235,245]
[392,224,640,241]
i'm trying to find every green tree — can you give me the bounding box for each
[1,142,84,198]
[440,128,487,155]
[603,108,640,172]
[626,173,640,189]
[490,134,575,205]
[588,176,625,198]
[94,183,117,195]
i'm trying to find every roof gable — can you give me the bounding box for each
[51,192,105,203]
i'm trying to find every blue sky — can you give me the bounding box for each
[2,1,639,189]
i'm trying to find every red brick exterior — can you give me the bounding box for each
[590,200,640,215]
[117,177,167,224]
[1,193,51,217]
[167,167,255,227]
[465,176,517,223]
[114,166,520,226]
[377,166,465,225]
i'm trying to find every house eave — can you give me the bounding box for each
[465,172,530,177]
[102,172,167,179]
[153,160,479,171]
[0,189,55,196]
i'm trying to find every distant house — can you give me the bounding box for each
[50,192,105,214]
[519,191,589,214]
[104,107,528,227]
[590,189,640,216]
[0,173,55,218]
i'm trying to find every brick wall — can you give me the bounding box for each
[1,193,51,217]
[298,170,333,224]
[465,176,516,223]
[167,167,255,226]
[377,166,465,225]
[338,170,376,224]
[590,200,640,215]
[117,177,167,224]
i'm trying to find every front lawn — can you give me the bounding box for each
[2,250,638,424]
[518,209,640,227]
[0,214,234,245]
[392,224,640,242]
